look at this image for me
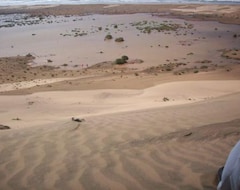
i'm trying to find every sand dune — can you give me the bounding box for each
[0,80,239,129]
[0,87,240,190]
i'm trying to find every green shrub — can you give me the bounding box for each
[115,58,126,65]
[115,55,129,65]
[115,37,124,42]
[121,55,129,61]
[26,53,33,57]
[104,34,113,40]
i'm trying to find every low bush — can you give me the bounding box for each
[115,58,126,65]
[121,55,129,61]
[115,37,124,42]
[115,55,129,65]
[104,34,113,40]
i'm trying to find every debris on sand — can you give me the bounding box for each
[0,124,10,130]
[72,117,85,122]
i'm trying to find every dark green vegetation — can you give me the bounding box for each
[60,28,87,37]
[104,34,113,40]
[130,20,193,34]
[115,37,124,42]
[115,55,129,65]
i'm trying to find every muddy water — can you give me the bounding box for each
[0,13,239,69]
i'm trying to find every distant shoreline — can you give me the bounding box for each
[1,4,240,25]
[1,0,240,7]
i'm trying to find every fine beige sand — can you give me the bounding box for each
[0,4,240,190]
[0,88,240,190]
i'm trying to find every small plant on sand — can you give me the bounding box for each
[121,55,129,62]
[104,34,113,40]
[115,37,124,42]
[26,53,33,57]
[163,97,169,102]
[115,58,126,65]
[115,55,129,65]
[131,20,181,34]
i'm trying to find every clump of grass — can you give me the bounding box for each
[121,55,129,61]
[60,28,88,37]
[104,34,113,40]
[115,37,124,42]
[115,55,129,65]
[26,53,33,57]
[131,20,181,34]
[163,97,169,102]
[115,59,125,64]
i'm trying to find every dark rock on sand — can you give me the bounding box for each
[0,125,10,130]
[72,117,85,122]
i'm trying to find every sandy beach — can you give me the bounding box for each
[0,4,240,190]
